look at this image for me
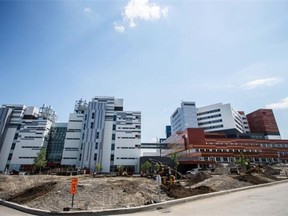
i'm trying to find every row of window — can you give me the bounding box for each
[66,138,80,140]
[207,142,288,148]
[197,114,221,121]
[202,124,224,130]
[198,119,223,126]
[196,148,259,153]
[197,109,220,116]
[22,146,41,149]
[19,156,36,159]
[65,147,79,151]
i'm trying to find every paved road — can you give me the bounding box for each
[0,205,34,216]
[131,182,288,216]
[1,182,288,216]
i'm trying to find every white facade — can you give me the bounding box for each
[170,101,198,134]
[114,111,141,172]
[197,103,250,133]
[0,104,55,172]
[170,102,250,135]
[61,113,84,166]
[62,97,141,173]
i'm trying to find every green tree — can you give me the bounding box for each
[170,152,180,179]
[140,161,151,175]
[95,163,102,173]
[33,148,47,174]
[236,152,250,171]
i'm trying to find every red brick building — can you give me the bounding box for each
[163,128,288,171]
[247,109,281,139]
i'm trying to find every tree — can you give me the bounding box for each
[236,152,250,172]
[33,148,47,174]
[117,165,126,176]
[170,152,179,179]
[140,161,151,176]
[95,163,102,173]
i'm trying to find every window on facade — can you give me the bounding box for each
[112,134,115,140]
[14,133,18,140]
[90,122,94,129]
[79,154,82,161]
[94,153,97,161]
[113,124,116,130]
[110,154,114,161]
[96,132,99,139]
[111,144,115,151]
[11,143,16,150]
[95,142,98,149]
[92,113,95,119]
[8,153,13,161]
[83,124,86,130]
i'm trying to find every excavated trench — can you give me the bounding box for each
[8,182,57,204]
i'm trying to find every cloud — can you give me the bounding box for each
[114,23,125,33]
[115,0,169,32]
[241,77,282,89]
[124,0,168,27]
[266,97,288,110]
[83,7,92,14]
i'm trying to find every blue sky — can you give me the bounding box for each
[0,0,288,142]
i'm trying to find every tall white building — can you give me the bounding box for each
[170,102,250,135]
[61,97,141,173]
[0,104,56,172]
[170,101,198,134]
[197,103,250,133]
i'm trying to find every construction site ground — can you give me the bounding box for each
[0,164,288,212]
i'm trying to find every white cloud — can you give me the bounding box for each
[241,77,282,89]
[115,0,169,32]
[84,7,92,14]
[266,98,288,110]
[124,0,168,27]
[114,23,125,33]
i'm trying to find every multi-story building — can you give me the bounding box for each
[170,102,250,136]
[163,128,288,172]
[46,123,67,166]
[0,104,56,172]
[61,97,141,173]
[247,109,281,140]
[197,103,250,134]
[170,101,198,134]
[61,100,86,167]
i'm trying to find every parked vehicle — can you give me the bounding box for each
[186,168,203,175]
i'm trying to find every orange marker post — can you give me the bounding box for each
[70,178,78,207]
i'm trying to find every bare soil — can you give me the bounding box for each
[0,165,287,212]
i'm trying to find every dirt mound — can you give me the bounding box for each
[187,172,211,185]
[233,175,269,185]
[263,165,281,175]
[164,184,214,199]
[8,182,57,204]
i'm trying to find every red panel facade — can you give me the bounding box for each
[247,109,280,136]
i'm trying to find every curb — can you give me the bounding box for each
[1,179,288,215]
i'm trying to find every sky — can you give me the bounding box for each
[0,0,288,142]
